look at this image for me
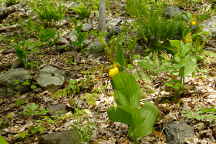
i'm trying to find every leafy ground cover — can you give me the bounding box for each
[0,0,216,143]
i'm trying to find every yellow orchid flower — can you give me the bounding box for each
[191,20,197,26]
[109,65,119,77]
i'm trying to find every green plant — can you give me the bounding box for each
[183,107,216,122]
[126,0,191,53]
[139,40,198,97]
[107,72,159,141]
[126,0,161,17]
[80,93,98,106]
[16,131,29,139]
[15,46,28,68]
[73,121,96,142]
[136,15,190,52]
[15,99,26,106]
[70,2,90,19]
[54,79,80,98]
[72,25,87,49]
[15,40,41,69]
[37,27,58,45]
[30,125,46,135]
[22,103,48,117]
[31,0,65,21]
[165,40,197,96]
[0,136,8,144]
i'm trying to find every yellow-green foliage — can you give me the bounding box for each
[108,72,160,140]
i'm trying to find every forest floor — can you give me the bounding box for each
[0,0,216,144]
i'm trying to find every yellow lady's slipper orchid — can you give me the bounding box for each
[191,20,197,26]
[109,66,119,77]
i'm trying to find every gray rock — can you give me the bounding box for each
[200,16,216,37]
[165,121,194,144]
[164,6,182,18]
[0,68,31,85]
[36,65,65,88]
[81,23,92,32]
[39,130,80,144]
[0,68,32,95]
[47,104,67,116]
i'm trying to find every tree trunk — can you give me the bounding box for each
[98,0,106,32]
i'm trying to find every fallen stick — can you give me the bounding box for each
[0,24,20,32]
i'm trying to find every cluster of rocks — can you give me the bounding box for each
[0,66,83,143]
[0,65,66,97]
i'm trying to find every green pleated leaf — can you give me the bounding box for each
[0,136,8,144]
[112,72,141,107]
[107,106,132,126]
[128,102,160,139]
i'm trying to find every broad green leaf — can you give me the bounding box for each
[113,90,130,106]
[0,136,8,144]
[112,72,141,107]
[184,57,197,75]
[107,106,132,126]
[128,102,160,139]
[169,40,181,49]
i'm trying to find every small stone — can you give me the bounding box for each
[47,104,67,116]
[0,68,32,94]
[164,121,194,144]
[0,68,31,85]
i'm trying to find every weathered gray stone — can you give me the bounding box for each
[200,16,216,37]
[39,130,80,144]
[47,104,67,116]
[0,68,31,85]
[0,68,32,95]
[36,65,65,88]
[165,121,194,144]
